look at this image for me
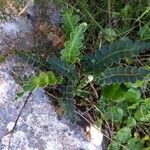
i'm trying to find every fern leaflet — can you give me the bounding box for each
[83,38,150,73]
[61,23,87,64]
[16,50,50,70]
[96,66,150,85]
[64,80,76,124]
[16,71,63,99]
[62,9,80,37]
[48,57,78,81]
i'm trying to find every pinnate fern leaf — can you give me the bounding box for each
[84,38,150,73]
[96,66,150,85]
[62,9,79,37]
[64,80,76,123]
[48,57,78,81]
[16,71,63,99]
[61,23,87,64]
[48,57,75,75]
[16,50,50,70]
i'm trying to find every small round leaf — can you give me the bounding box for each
[127,137,144,150]
[127,117,137,128]
[115,127,131,144]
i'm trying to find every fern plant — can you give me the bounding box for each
[16,71,63,99]
[16,8,150,124]
[61,8,87,64]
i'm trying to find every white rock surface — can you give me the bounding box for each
[0,62,102,150]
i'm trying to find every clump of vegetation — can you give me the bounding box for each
[0,0,150,149]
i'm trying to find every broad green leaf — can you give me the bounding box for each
[106,106,124,122]
[120,5,131,17]
[126,80,145,88]
[127,117,137,128]
[102,84,126,101]
[128,102,140,110]
[115,127,131,144]
[134,105,150,122]
[144,99,150,110]
[127,138,144,150]
[108,141,120,150]
[124,89,141,104]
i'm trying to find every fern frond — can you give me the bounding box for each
[96,66,150,85]
[16,50,50,70]
[48,56,78,81]
[48,57,75,75]
[61,23,87,64]
[83,38,150,73]
[16,71,62,99]
[64,79,76,124]
[62,9,79,37]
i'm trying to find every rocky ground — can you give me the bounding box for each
[0,1,103,150]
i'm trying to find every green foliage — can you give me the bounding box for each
[139,23,150,40]
[16,50,50,70]
[61,22,87,63]
[14,5,150,149]
[127,117,137,128]
[16,71,63,99]
[108,141,120,150]
[106,106,124,122]
[62,9,79,37]
[96,66,150,85]
[77,75,94,91]
[64,79,76,123]
[99,82,150,149]
[48,56,77,79]
[115,127,131,144]
[103,27,117,42]
[102,84,126,102]
[124,89,141,104]
[61,7,87,64]
[127,137,144,150]
[84,38,150,73]
[134,100,150,122]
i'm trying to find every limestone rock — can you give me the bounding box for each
[0,65,102,150]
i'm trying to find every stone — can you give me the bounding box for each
[0,64,102,150]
